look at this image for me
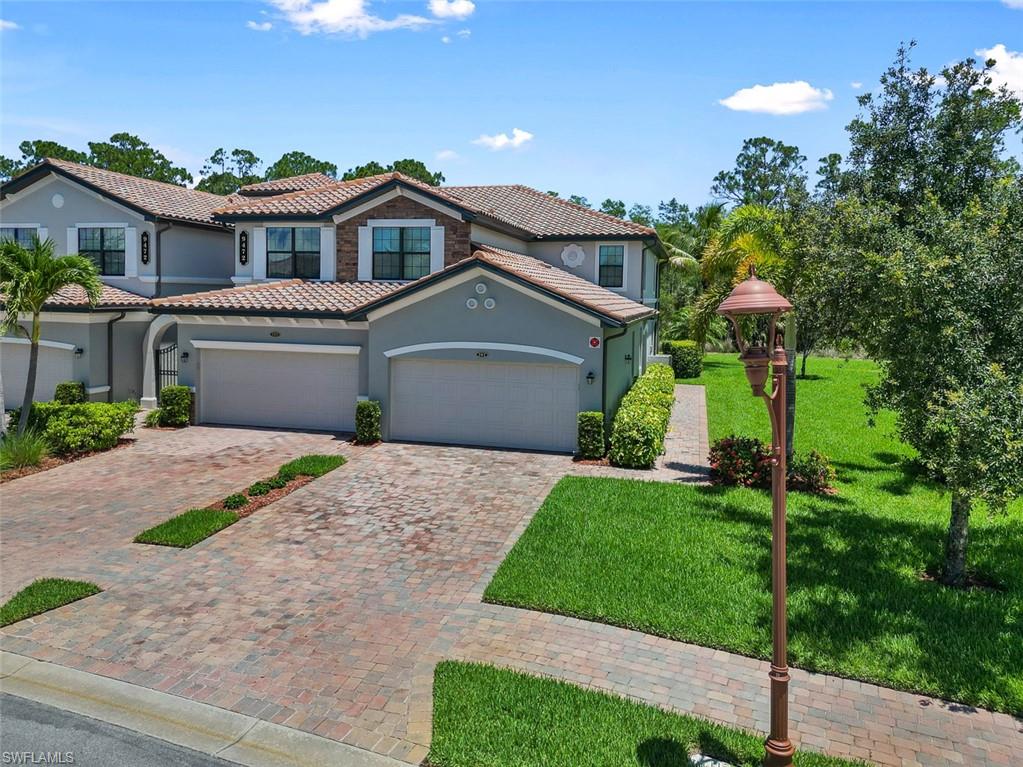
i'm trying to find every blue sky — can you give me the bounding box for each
[1,1,1020,209]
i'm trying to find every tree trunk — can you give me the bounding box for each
[16,314,41,436]
[942,492,972,587]
[800,349,809,378]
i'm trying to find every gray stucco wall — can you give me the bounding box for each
[602,321,645,423]
[366,272,605,438]
[526,240,645,303]
[158,224,234,296]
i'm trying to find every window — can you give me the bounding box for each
[78,227,126,276]
[372,226,431,280]
[267,227,320,279]
[0,227,37,249]
[598,245,625,288]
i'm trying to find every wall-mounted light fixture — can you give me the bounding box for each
[586,371,596,385]
[74,347,84,358]
[625,353,633,362]
[181,351,190,362]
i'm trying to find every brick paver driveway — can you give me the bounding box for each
[3,401,1019,766]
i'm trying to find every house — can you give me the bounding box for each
[3,161,662,452]
[148,172,662,452]
[0,159,235,405]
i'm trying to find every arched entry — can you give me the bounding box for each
[140,314,177,408]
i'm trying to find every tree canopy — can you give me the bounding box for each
[711,136,808,212]
[0,135,191,185]
[195,148,263,195]
[263,151,338,181]
[342,158,445,186]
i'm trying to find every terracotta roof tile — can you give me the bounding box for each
[17,159,232,228]
[0,283,151,310]
[151,279,403,315]
[237,173,337,195]
[213,173,418,217]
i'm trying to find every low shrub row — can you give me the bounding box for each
[708,434,837,494]
[608,364,676,469]
[10,401,138,456]
[661,340,703,378]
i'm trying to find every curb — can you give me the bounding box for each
[0,650,408,767]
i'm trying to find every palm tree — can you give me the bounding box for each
[1,235,102,435]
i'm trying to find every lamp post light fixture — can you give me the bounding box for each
[716,267,795,767]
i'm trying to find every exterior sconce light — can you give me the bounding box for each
[586,371,596,385]
[624,353,633,362]
[74,347,84,358]
[180,351,190,362]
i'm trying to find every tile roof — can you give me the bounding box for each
[151,278,403,315]
[5,159,232,228]
[0,283,151,310]
[213,172,657,239]
[151,245,654,324]
[237,173,338,196]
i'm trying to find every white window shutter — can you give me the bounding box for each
[67,227,77,256]
[319,226,336,281]
[124,227,138,277]
[37,227,48,244]
[252,227,266,280]
[357,226,372,281]
[430,226,445,274]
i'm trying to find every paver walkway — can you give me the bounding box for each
[2,389,1020,767]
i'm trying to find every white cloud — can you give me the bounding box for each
[976,44,1023,96]
[1001,0,1023,9]
[270,0,432,38]
[719,80,834,115]
[457,28,470,38]
[428,0,475,20]
[436,149,460,161]
[0,19,20,31]
[850,81,863,89]
[441,35,451,44]
[247,20,273,31]
[473,128,534,151]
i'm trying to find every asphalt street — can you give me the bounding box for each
[0,693,235,767]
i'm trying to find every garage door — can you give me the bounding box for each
[198,345,359,431]
[390,358,579,452]
[1,338,75,408]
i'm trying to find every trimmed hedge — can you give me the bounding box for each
[54,381,86,405]
[38,402,138,455]
[608,364,675,469]
[661,340,703,378]
[577,412,605,459]
[157,385,191,427]
[355,400,382,444]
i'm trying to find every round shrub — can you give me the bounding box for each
[157,385,192,427]
[355,400,382,444]
[577,411,605,459]
[709,435,772,488]
[247,481,272,496]
[221,493,248,510]
[661,340,703,378]
[266,475,288,490]
[42,402,138,455]
[54,381,86,405]
[788,449,837,493]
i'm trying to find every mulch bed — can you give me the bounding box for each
[572,456,612,466]
[204,474,316,518]
[0,439,135,484]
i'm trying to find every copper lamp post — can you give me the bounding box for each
[717,268,795,767]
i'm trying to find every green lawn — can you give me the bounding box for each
[429,662,861,767]
[134,508,239,548]
[1,578,101,627]
[484,354,1023,715]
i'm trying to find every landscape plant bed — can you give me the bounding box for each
[134,453,346,547]
[487,355,1023,716]
[429,661,859,767]
[0,578,102,627]
[0,439,134,484]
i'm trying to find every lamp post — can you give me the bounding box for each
[716,268,795,767]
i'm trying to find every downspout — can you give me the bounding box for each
[106,311,126,402]
[154,219,172,298]
[601,324,629,417]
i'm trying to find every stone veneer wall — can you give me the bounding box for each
[336,197,472,281]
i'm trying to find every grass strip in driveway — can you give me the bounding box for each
[1,579,101,627]
[277,454,345,480]
[134,508,239,548]
[429,661,860,767]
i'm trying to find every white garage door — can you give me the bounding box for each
[198,346,359,431]
[390,358,579,452]
[1,338,75,409]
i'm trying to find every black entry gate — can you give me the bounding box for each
[157,343,179,395]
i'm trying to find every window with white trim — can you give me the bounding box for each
[0,227,37,249]
[79,227,126,276]
[373,226,431,280]
[598,244,625,288]
[267,226,320,279]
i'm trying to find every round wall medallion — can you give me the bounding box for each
[474,282,487,295]
[483,297,496,310]
[51,193,65,209]
[560,243,585,269]
[466,298,479,310]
